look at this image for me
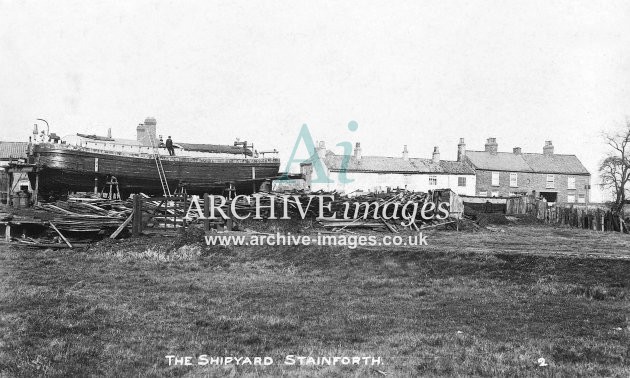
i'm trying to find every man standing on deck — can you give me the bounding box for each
[166,136,174,156]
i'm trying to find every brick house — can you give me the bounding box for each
[458,138,591,203]
[300,142,476,195]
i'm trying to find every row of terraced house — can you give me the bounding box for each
[301,137,590,204]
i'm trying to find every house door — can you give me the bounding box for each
[539,192,558,203]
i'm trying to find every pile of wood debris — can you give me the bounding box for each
[207,189,459,233]
[37,197,132,232]
[2,188,462,249]
[2,196,133,248]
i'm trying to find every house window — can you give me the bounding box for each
[509,172,518,187]
[479,191,487,197]
[458,177,466,187]
[491,191,499,197]
[546,174,555,189]
[429,176,437,186]
[578,193,586,203]
[567,194,575,203]
[567,177,575,190]
[491,172,499,186]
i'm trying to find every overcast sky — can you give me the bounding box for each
[1,0,629,201]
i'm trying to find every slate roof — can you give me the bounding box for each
[464,151,532,172]
[521,153,590,175]
[302,151,475,175]
[0,142,28,159]
[465,150,589,175]
[438,160,477,175]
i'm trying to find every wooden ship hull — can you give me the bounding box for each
[30,144,281,196]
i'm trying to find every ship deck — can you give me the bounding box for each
[33,143,279,164]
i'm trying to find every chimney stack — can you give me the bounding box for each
[107,128,112,139]
[513,147,521,155]
[136,117,157,146]
[432,146,440,163]
[316,141,327,160]
[457,138,466,161]
[136,124,145,144]
[543,140,554,155]
[402,145,409,161]
[354,142,362,160]
[485,137,498,154]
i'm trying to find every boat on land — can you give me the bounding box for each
[28,117,281,198]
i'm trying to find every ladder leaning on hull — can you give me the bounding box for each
[148,133,171,197]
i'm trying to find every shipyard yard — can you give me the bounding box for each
[2,2,630,377]
[0,223,628,377]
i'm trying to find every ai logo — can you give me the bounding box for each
[283,121,359,184]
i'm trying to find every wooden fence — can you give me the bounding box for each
[132,194,189,236]
[506,195,626,232]
[130,193,232,236]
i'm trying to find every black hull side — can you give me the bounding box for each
[32,145,281,196]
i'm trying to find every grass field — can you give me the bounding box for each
[0,224,629,377]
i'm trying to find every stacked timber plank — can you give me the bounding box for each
[35,197,132,232]
[3,196,134,248]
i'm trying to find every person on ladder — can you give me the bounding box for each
[166,136,175,156]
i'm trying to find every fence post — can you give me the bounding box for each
[564,207,567,225]
[132,195,141,237]
[183,194,188,229]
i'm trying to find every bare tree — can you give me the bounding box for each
[600,120,630,213]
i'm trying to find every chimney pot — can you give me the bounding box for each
[402,145,409,160]
[543,140,554,155]
[354,142,362,160]
[316,140,327,160]
[457,138,466,161]
[432,146,441,163]
[513,147,521,155]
